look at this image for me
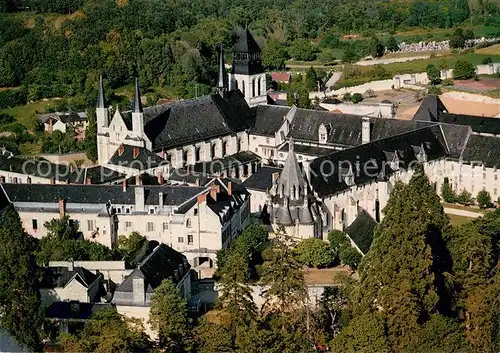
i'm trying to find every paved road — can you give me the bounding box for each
[443,207,484,218]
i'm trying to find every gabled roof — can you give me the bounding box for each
[439,113,500,135]
[40,266,99,289]
[107,145,166,171]
[462,135,500,168]
[276,140,306,199]
[251,105,291,136]
[115,243,190,293]
[46,302,115,320]
[233,28,261,53]
[309,125,448,197]
[141,92,254,151]
[345,209,377,254]
[412,95,448,122]
[243,166,282,191]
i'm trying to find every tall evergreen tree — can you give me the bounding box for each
[0,204,42,350]
[149,280,189,351]
[85,108,98,163]
[218,251,257,327]
[357,165,451,350]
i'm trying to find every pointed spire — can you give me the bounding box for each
[289,137,294,152]
[133,77,143,113]
[217,44,226,94]
[97,75,105,108]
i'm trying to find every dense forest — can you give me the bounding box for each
[0,0,499,107]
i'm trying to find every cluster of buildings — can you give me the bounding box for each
[0,28,499,342]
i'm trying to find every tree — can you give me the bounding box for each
[261,230,308,326]
[194,317,234,353]
[289,38,315,61]
[332,313,390,353]
[342,92,352,102]
[450,28,466,49]
[453,60,476,80]
[351,93,363,104]
[60,309,152,353]
[295,238,335,268]
[85,109,98,163]
[482,57,493,65]
[0,205,42,351]
[441,179,456,203]
[386,36,399,52]
[305,66,318,91]
[457,189,473,205]
[426,64,441,85]
[357,165,450,349]
[218,251,257,326]
[262,39,289,69]
[328,230,350,253]
[298,84,311,109]
[149,280,189,350]
[428,85,442,95]
[339,247,362,272]
[476,190,492,209]
[369,37,384,58]
[117,231,147,265]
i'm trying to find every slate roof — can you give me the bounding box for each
[37,112,87,124]
[439,113,500,135]
[191,151,260,174]
[462,135,500,168]
[115,243,190,294]
[243,166,282,191]
[46,302,115,320]
[107,145,166,171]
[233,28,261,53]
[251,105,291,136]
[206,179,249,221]
[1,184,206,207]
[140,92,254,151]
[345,209,377,254]
[412,95,449,122]
[278,142,337,157]
[40,266,99,289]
[309,125,448,197]
[231,28,264,75]
[416,121,472,159]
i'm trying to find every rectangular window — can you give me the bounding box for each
[163,222,169,232]
[194,208,198,216]
[87,220,95,231]
[147,222,154,232]
[149,208,155,215]
[125,221,132,230]
[125,208,131,214]
[483,173,486,179]
[495,174,498,181]
[188,234,193,244]
[178,237,184,243]
[116,208,121,213]
[495,188,498,195]
[32,219,38,230]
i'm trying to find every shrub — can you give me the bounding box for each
[482,57,493,65]
[441,180,456,203]
[295,238,335,268]
[476,190,492,209]
[428,86,442,95]
[456,189,472,206]
[453,60,476,80]
[339,247,362,272]
[351,93,363,103]
[342,92,352,102]
[0,113,14,125]
[442,78,454,86]
[328,230,350,251]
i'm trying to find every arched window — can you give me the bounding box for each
[222,140,227,156]
[237,138,242,153]
[341,208,345,222]
[186,218,192,228]
[211,143,216,158]
[241,81,245,95]
[182,150,188,167]
[251,80,255,97]
[195,147,201,162]
[375,199,380,222]
[291,185,296,200]
[258,77,261,96]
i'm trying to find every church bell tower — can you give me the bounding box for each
[229,28,267,107]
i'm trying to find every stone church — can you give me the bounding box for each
[59,28,500,248]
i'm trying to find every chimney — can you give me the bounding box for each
[134,186,145,212]
[67,259,74,272]
[59,199,66,218]
[362,117,371,144]
[27,177,31,184]
[132,277,145,305]
[122,180,127,192]
[272,172,280,182]
[135,174,142,185]
[157,173,164,185]
[85,177,91,185]
[210,184,219,202]
[227,181,232,196]
[197,193,207,204]
[118,145,125,156]
[133,147,140,159]
[50,177,55,185]
[159,192,164,209]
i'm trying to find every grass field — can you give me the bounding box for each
[448,214,475,226]
[378,25,500,43]
[0,100,54,130]
[475,43,500,55]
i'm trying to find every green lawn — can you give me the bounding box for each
[442,203,488,214]
[448,214,474,227]
[0,100,53,130]
[379,25,500,43]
